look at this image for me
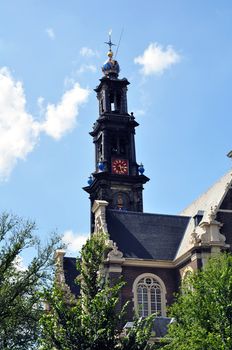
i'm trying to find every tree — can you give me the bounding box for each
[0,212,60,350]
[39,231,156,350]
[163,253,232,350]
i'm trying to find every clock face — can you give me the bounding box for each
[112,159,129,175]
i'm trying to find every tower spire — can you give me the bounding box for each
[84,37,149,232]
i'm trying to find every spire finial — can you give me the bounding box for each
[104,29,116,57]
[102,30,120,77]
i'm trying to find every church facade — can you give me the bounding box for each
[57,44,232,325]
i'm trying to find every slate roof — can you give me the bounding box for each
[107,210,190,260]
[153,317,174,337]
[63,257,80,296]
[125,317,174,337]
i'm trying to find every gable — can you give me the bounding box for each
[176,170,232,259]
[181,171,232,217]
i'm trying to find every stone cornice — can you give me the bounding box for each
[122,239,231,270]
[122,249,197,269]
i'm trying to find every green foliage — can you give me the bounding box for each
[40,231,156,350]
[0,212,60,350]
[76,231,108,304]
[162,253,232,350]
[39,286,84,350]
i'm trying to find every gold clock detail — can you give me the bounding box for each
[112,159,129,175]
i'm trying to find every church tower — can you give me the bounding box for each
[83,36,149,232]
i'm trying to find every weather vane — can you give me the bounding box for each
[104,30,116,52]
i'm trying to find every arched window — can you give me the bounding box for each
[133,273,166,317]
[181,266,194,291]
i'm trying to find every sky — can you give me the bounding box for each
[0,1,232,259]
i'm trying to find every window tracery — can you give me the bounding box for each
[133,273,166,317]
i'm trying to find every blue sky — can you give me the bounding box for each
[0,1,232,257]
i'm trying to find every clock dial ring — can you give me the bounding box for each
[111,159,129,175]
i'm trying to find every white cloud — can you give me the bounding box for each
[62,230,89,254]
[0,67,40,180]
[134,43,181,76]
[37,96,44,108]
[46,28,55,40]
[76,64,97,75]
[41,83,89,140]
[37,96,45,116]
[80,47,99,58]
[0,67,89,180]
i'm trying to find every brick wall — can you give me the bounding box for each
[120,265,179,321]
